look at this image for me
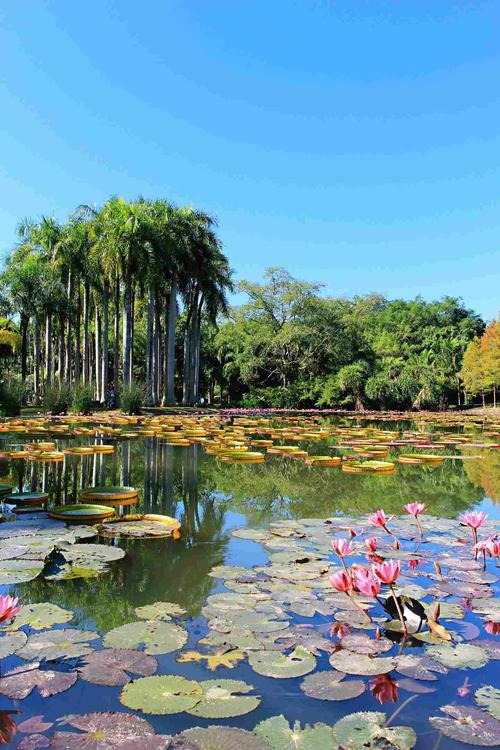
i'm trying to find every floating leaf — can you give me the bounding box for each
[78,648,157,686]
[0,661,76,699]
[426,643,489,670]
[248,647,316,678]
[6,603,74,631]
[17,735,49,749]
[0,559,44,584]
[177,726,272,750]
[50,712,166,749]
[333,711,416,749]
[0,630,27,658]
[135,601,186,621]
[254,714,338,749]
[300,671,365,701]
[187,679,260,718]
[340,633,393,656]
[329,651,396,676]
[394,654,448,681]
[17,628,99,661]
[476,686,500,720]
[103,620,187,655]
[430,705,500,746]
[17,716,53,733]
[120,675,202,715]
[177,648,245,671]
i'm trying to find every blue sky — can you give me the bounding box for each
[1,0,499,319]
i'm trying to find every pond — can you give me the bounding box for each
[0,414,499,748]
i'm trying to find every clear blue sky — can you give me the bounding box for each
[1,1,499,319]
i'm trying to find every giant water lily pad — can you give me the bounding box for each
[329,651,396,676]
[248,647,316,678]
[177,726,272,750]
[426,643,489,670]
[0,661,76,699]
[103,620,187,655]
[0,558,44,584]
[300,670,365,701]
[187,679,260,718]
[17,628,99,661]
[49,712,167,749]
[430,705,500,746]
[120,674,202,714]
[78,648,158,686]
[58,542,125,565]
[333,711,416,749]
[254,714,338,750]
[476,686,500,720]
[0,630,27,658]
[5,603,74,631]
[135,601,186,621]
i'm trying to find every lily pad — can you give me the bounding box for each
[135,601,186,621]
[4,602,74,631]
[426,643,489,670]
[78,648,158,686]
[329,651,396,676]
[333,711,416,749]
[120,674,202,714]
[476,686,500,720]
[0,661,77,699]
[177,726,272,750]
[394,654,448,681]
[103,620,188,655]
[300,671,365,701]
[248,647,316,678]
[430,705,500,746]
[254,714,338,749]
[0,630,27,657]
[340,633,393,656]
[187,679,260,718]
[17,628,99,661]
[0,558,44,584]
[50,712,166,749]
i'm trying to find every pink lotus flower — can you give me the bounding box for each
[0,595,22,625]
[354,568,381,597]
[404,502,426,516]
[332,538,353,558]
[369,509,388,528]
[372,559,401,585]
[365,537,378,552]
[330,570,351,593]
[460,510,488,529]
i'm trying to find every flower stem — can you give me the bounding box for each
[346,592,372,623]
[389,584,408,638]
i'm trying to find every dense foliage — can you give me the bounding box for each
[215,268,485,410]
[461,320,500,408]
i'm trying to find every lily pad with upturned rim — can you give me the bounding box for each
[49,504,115,522]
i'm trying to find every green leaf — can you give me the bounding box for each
[120,674,202,714]
[254,714,338,750]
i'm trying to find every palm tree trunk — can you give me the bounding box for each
[146,285,154,405]
[65,270,73,384]
[102,279,109,405]
[95,306,101,403]
[113,276,120,385]
[182,317,191,406]
[83,280,90,385]
[122,273,133,387]
[75,284,81,383]
[20,313,29,383]
[34,322,41,403]
[58,314,65,384]
[154,292,161,405]
[45,312,52,388]
[192,296,203,404]
[165,277,178,405]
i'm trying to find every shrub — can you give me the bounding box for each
[119,383,144,415]
[42,383,70,415]
[0,380,25,417]
[70,385,93,415]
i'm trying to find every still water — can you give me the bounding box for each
[0,416,499,748]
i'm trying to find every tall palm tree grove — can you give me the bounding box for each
[0,197,232,408]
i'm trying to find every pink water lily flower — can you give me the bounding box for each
[330,570,351,593]
[353,568,381,597]
[0,595,22,625]
[369,509,388,528]
[460,510,488,529]
[332,538,353,558]
[365,537,378,553]
[372,559,401,585]
[404,502,426,516]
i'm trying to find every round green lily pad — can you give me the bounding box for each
[49,504,115,522]
[430,705,500,746]
[426,643,489,670]
[187,679,260,718]
[254,714,338,750]
[0,559,44,584]
[333,711,416,750]
[300,671,365,701]
[120,674,202,714]
[17,628,99,661]
[4,491,49,506]
[329,651,396,676]
[103,620,188,655]
[4,602,74,631]
[248,646,316,679]
[177,726,271,750]
[135,601,186,621]
[476,686,500,720]
[0,631,27,658]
